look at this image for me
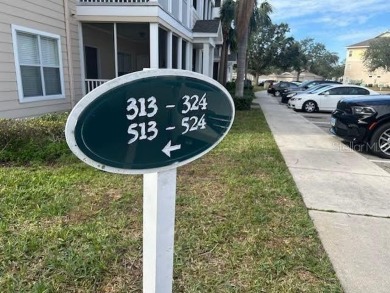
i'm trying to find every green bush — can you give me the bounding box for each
[233,97,252,110]
[224,82,255,111]
[231,89,255,111]
[225,81,236,91]
[0,113,71,164]
[225,80,253,91]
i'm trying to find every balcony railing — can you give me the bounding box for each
[85,79,110,93]
[79,0,150,3]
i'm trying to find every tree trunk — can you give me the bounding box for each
[296,71,301,81]
[218,40,229,85]
[235,29,249,98]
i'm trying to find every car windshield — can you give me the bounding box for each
[299,81,312,87]
[307,83,320,89]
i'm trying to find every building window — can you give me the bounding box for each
[215,0,221,7]
[348,50,352,57]
[12,25,64,103]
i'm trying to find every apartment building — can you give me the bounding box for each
[0,0,223,118]
[344,31,390,87]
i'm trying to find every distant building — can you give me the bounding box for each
[256,71,323,84]
[344,31,390,87]
[0,0,224,118]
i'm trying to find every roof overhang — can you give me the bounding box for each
[192,20,223,48]
[346,45,370,49]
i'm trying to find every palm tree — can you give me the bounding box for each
[218,0,236,86]
[235,0,272,98]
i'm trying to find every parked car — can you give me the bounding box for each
[291,81,302,86]
[268,81,300,96]
[258,79,275,86]
[330,95,390,159]
[287,85,378,113]
[280,80,342,103]
[281,83,338,104]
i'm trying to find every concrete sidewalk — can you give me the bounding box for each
[255,91,390,293]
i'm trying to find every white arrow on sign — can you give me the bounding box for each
[162,140,181,157]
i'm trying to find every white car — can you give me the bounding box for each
[287,84,378,112]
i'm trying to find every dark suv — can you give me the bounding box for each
[268,81,299,96]
[281,80,342,103]
[330,95,390,159]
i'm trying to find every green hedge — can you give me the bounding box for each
[233,96,253,111]
[226,87,255,111]
[0,113,71,164]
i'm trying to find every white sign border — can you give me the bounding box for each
[65,69,235,174]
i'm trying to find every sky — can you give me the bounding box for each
[266,0,390,62]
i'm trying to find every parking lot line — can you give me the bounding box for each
[312,121,330,124]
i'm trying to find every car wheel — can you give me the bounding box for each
[274,91,280,97]
[302,101,317,113]
[369,122,390,159]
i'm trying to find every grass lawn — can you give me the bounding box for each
[0,109,342,292]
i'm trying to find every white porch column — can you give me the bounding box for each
[167,31,173,68]
[178,0,182,22]
[187,0,192,28]
[202,43,210,77]
[187,42,193,71]
[227,63,233,81]
[114,23,118,77]
[150,23,159,68]
[78,23,86,96]
[195,49,202,73]
[177,37,183,69]
[209,46,214,78]
[200,0,204,20]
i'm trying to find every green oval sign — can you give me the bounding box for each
[65,69,235,174]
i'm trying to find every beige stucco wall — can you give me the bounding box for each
[0,0,83,118]
[344,46,390,87]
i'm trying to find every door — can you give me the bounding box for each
[319,87,348,111]
[85,46,98,79]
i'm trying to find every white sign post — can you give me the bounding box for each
[143,169,177,293]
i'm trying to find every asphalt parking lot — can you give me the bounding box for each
[277,98,390,174]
